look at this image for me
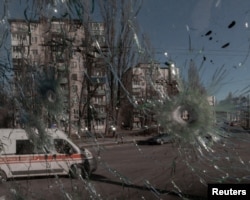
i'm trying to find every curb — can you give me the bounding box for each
[73,136,149,148]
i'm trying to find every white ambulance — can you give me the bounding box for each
[0,128,97,181]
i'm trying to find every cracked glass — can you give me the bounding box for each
[0,0,250,199]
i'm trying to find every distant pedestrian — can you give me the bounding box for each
[110,125,116,137]
[115,131,123,144]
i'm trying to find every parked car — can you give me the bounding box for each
[230,121,239,126]
[138,133,174,145]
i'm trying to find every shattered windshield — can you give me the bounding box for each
[0,0,250,199]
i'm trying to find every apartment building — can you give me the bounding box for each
[132,62,179,128]
[9,19,107,134]
[9,19,183,133]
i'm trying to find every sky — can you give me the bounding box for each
[136,0,250,100]
[1,0,250,100]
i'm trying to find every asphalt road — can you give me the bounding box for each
[0,143,200,199]
[1,133,250,200]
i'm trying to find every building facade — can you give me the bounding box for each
[131,62,179,128]
[9,19,186,134]
[9,19,107,135]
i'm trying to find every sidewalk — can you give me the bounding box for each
[72,130,152,147]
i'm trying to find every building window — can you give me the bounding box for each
[15,34,27,41]
[12,33,18,41]
[71,74,77,81]
[13,46,24,53]
[94,96,105,104]
[71,62,77,68]
[133,80,140,86]
[30,24,38,31]
[33,61,38,66]
[72,85,78,92]
[97,107,105,113]
[31,37,37,44]
[32,49,38,55]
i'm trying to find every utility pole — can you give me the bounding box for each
[68,62,72,137]
[247,94,250,129]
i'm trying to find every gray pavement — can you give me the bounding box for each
[72,132,151,147]
[72,125,250,148]
[72,130,153,147]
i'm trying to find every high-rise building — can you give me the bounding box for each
[9,19,182,133]
[9,19,107,135]
[131,62,179,128]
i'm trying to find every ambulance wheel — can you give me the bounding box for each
[83,161,91,179]
[0,170,7,182]
[70,165,83,179]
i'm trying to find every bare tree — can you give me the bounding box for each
[16,0,145,135]
[98,0,143,130]
[187,59,207,95]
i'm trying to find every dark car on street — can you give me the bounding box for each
[137,133,174,145]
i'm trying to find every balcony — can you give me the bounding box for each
[97,113,106,119]
[60,77,68,84]
[95,90,106,96]
[93,102,106,106]
[57,65,66,72]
